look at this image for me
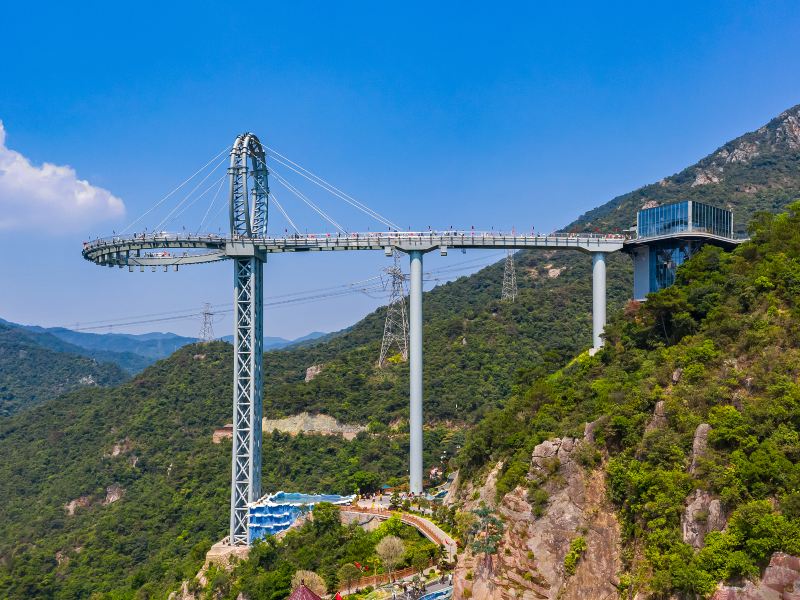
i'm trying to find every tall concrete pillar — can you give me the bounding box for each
[592,252,607,351]
[408,250,424,494]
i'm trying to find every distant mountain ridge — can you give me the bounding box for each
[219,331,329,350]
[0,318,329,375]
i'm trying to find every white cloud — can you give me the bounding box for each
[0,121,125,232]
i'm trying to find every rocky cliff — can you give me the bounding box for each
[454,429,622,599]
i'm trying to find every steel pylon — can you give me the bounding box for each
[378,252,409,367]
[501,249,518,302]
[199,303,215,342]
[228,133,268,546]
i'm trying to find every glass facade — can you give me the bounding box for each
[648,240,699,293]
[637,201,732,239]
[638,201,689,238]
[691,201,732,237]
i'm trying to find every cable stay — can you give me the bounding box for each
[154,155,229,232]
[169,170,228,229]
[262,150,400,231]
[270,168,347,234]
[197,175,228,233]
[120,146,231,234]
[269,192,301,235]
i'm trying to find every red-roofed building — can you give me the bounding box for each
[287,584,323,600]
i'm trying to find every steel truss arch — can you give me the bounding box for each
[229,133,269,238]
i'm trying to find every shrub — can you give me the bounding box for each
[563,536,587,575]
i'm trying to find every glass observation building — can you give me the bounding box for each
[636,200,732,239]
[627,201,736,300]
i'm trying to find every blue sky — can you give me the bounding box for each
[1,1,799,338]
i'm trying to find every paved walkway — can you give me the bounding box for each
[338,504,457,561]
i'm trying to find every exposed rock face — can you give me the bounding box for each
[454,436,622,600]
[681,489,725,549]
[212,424,234,443]
[693,167,722,187]
[776,109,800,150]
[690,423,711,474]
[304,364,323,382]
[641,200,660,209]
[108,437,133,457]
[103,484,125,505]
[712,552,800,599]
[262,412,365,440]
[721,141,760,164]
[645,400,668,432]
[64,495,92,515]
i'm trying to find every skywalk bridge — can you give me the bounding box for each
[81,131,741,548]
[83,230,625,266]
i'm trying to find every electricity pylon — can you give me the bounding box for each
[378,252,409,367]
[502,249,518,302]
[199,303,215,342]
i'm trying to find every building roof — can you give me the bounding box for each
[287,584,323,600]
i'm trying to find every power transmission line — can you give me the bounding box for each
[502,249,518,302]
[378,252,409,367]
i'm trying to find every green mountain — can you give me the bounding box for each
[459,201,800,597]
[0,323,128,417]
[0,104,799,598]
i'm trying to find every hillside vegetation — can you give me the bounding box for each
[461,202,800,596]
[0,342,460,598]
[0,323,127,416]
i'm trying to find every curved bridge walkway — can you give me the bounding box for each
[338,505,457,561]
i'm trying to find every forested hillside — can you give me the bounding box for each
[0,323,127,416]
[460,202,800,597]
[0,104,799,598]
[0,342,461,598]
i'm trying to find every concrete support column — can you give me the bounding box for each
[408,250,424,494]
[592,252,607,351]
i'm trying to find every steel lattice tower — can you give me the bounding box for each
[199,303,215,342]
[501,249,518,302]
[227,133,268,546]
[378,252,409,367]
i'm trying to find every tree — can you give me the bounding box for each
[337,563,362,594]
[351,470,381,494]
[312,502,341,535]
[376,535,405,579]
[389,490,401,510]
[470,507,505,571]
[291,570,327,596]
[412,549,430,573]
